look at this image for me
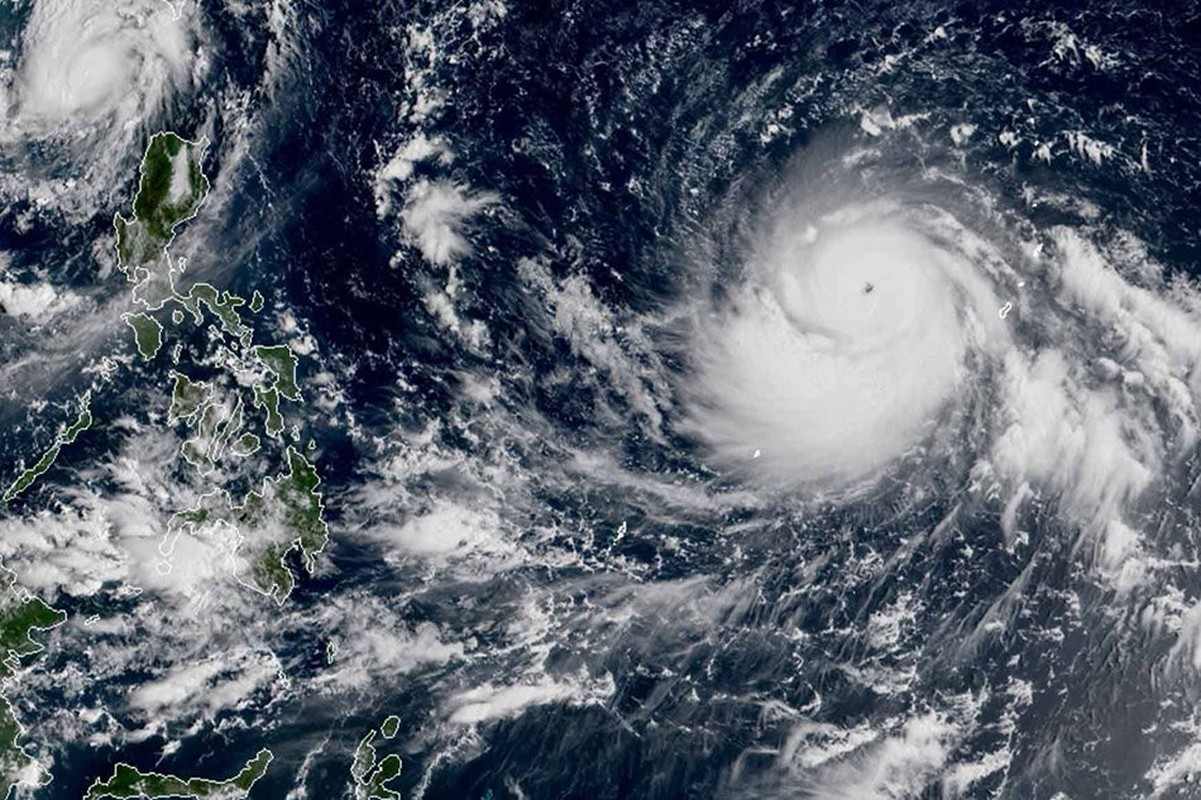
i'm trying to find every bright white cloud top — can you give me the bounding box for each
[681,141,1201,590]
[689,204,984,489]
[11,0,194,130]
[684,152,1011,494]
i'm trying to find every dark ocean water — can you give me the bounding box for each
[4,1,1201,798]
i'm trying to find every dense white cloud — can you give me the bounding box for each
[399,180,496,266]
[126,647,279,720]
[684,199,1005,493]
[0,280,81,321]
[11,0,195,131]
[779,714,958,800]
[313,595,464,693]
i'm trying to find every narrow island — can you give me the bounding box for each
[3,393,93,503]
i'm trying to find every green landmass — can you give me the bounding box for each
[361,755,401,800]
[169,448,328,604]
[168,374,210,425]
[380,715,401,740]
[229,433,261,458]
[177,283,250,346]
[122,312,164,359]
[253,386,284,438]
[244,447,327,601]
[127,133,208,250]
[0,579,65,680]
[0,129,210,800]
[83,748,273,800]
[3,394,93,503]
[15,127,335,800]
[114,133,210,309]
[0,567,66,797]
[351,720,403,800]
[253,345,300,401]
[112,132,327,608]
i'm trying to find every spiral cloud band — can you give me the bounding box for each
[15,0,191,125]
[682,135,1201,595]
[0,0,205,219]
[687,185,1008,493]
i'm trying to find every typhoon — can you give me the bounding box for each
[0,1,1199,799]
[0,0,206,215]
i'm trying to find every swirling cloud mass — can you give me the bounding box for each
[0,0,205,221]
[684,140,1201,597]
[689,199,981,490]
[12,0,193,129]
[1,3,1201,799]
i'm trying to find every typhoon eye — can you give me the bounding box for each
[2,4,1201,799]
[680,162,1012,496]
